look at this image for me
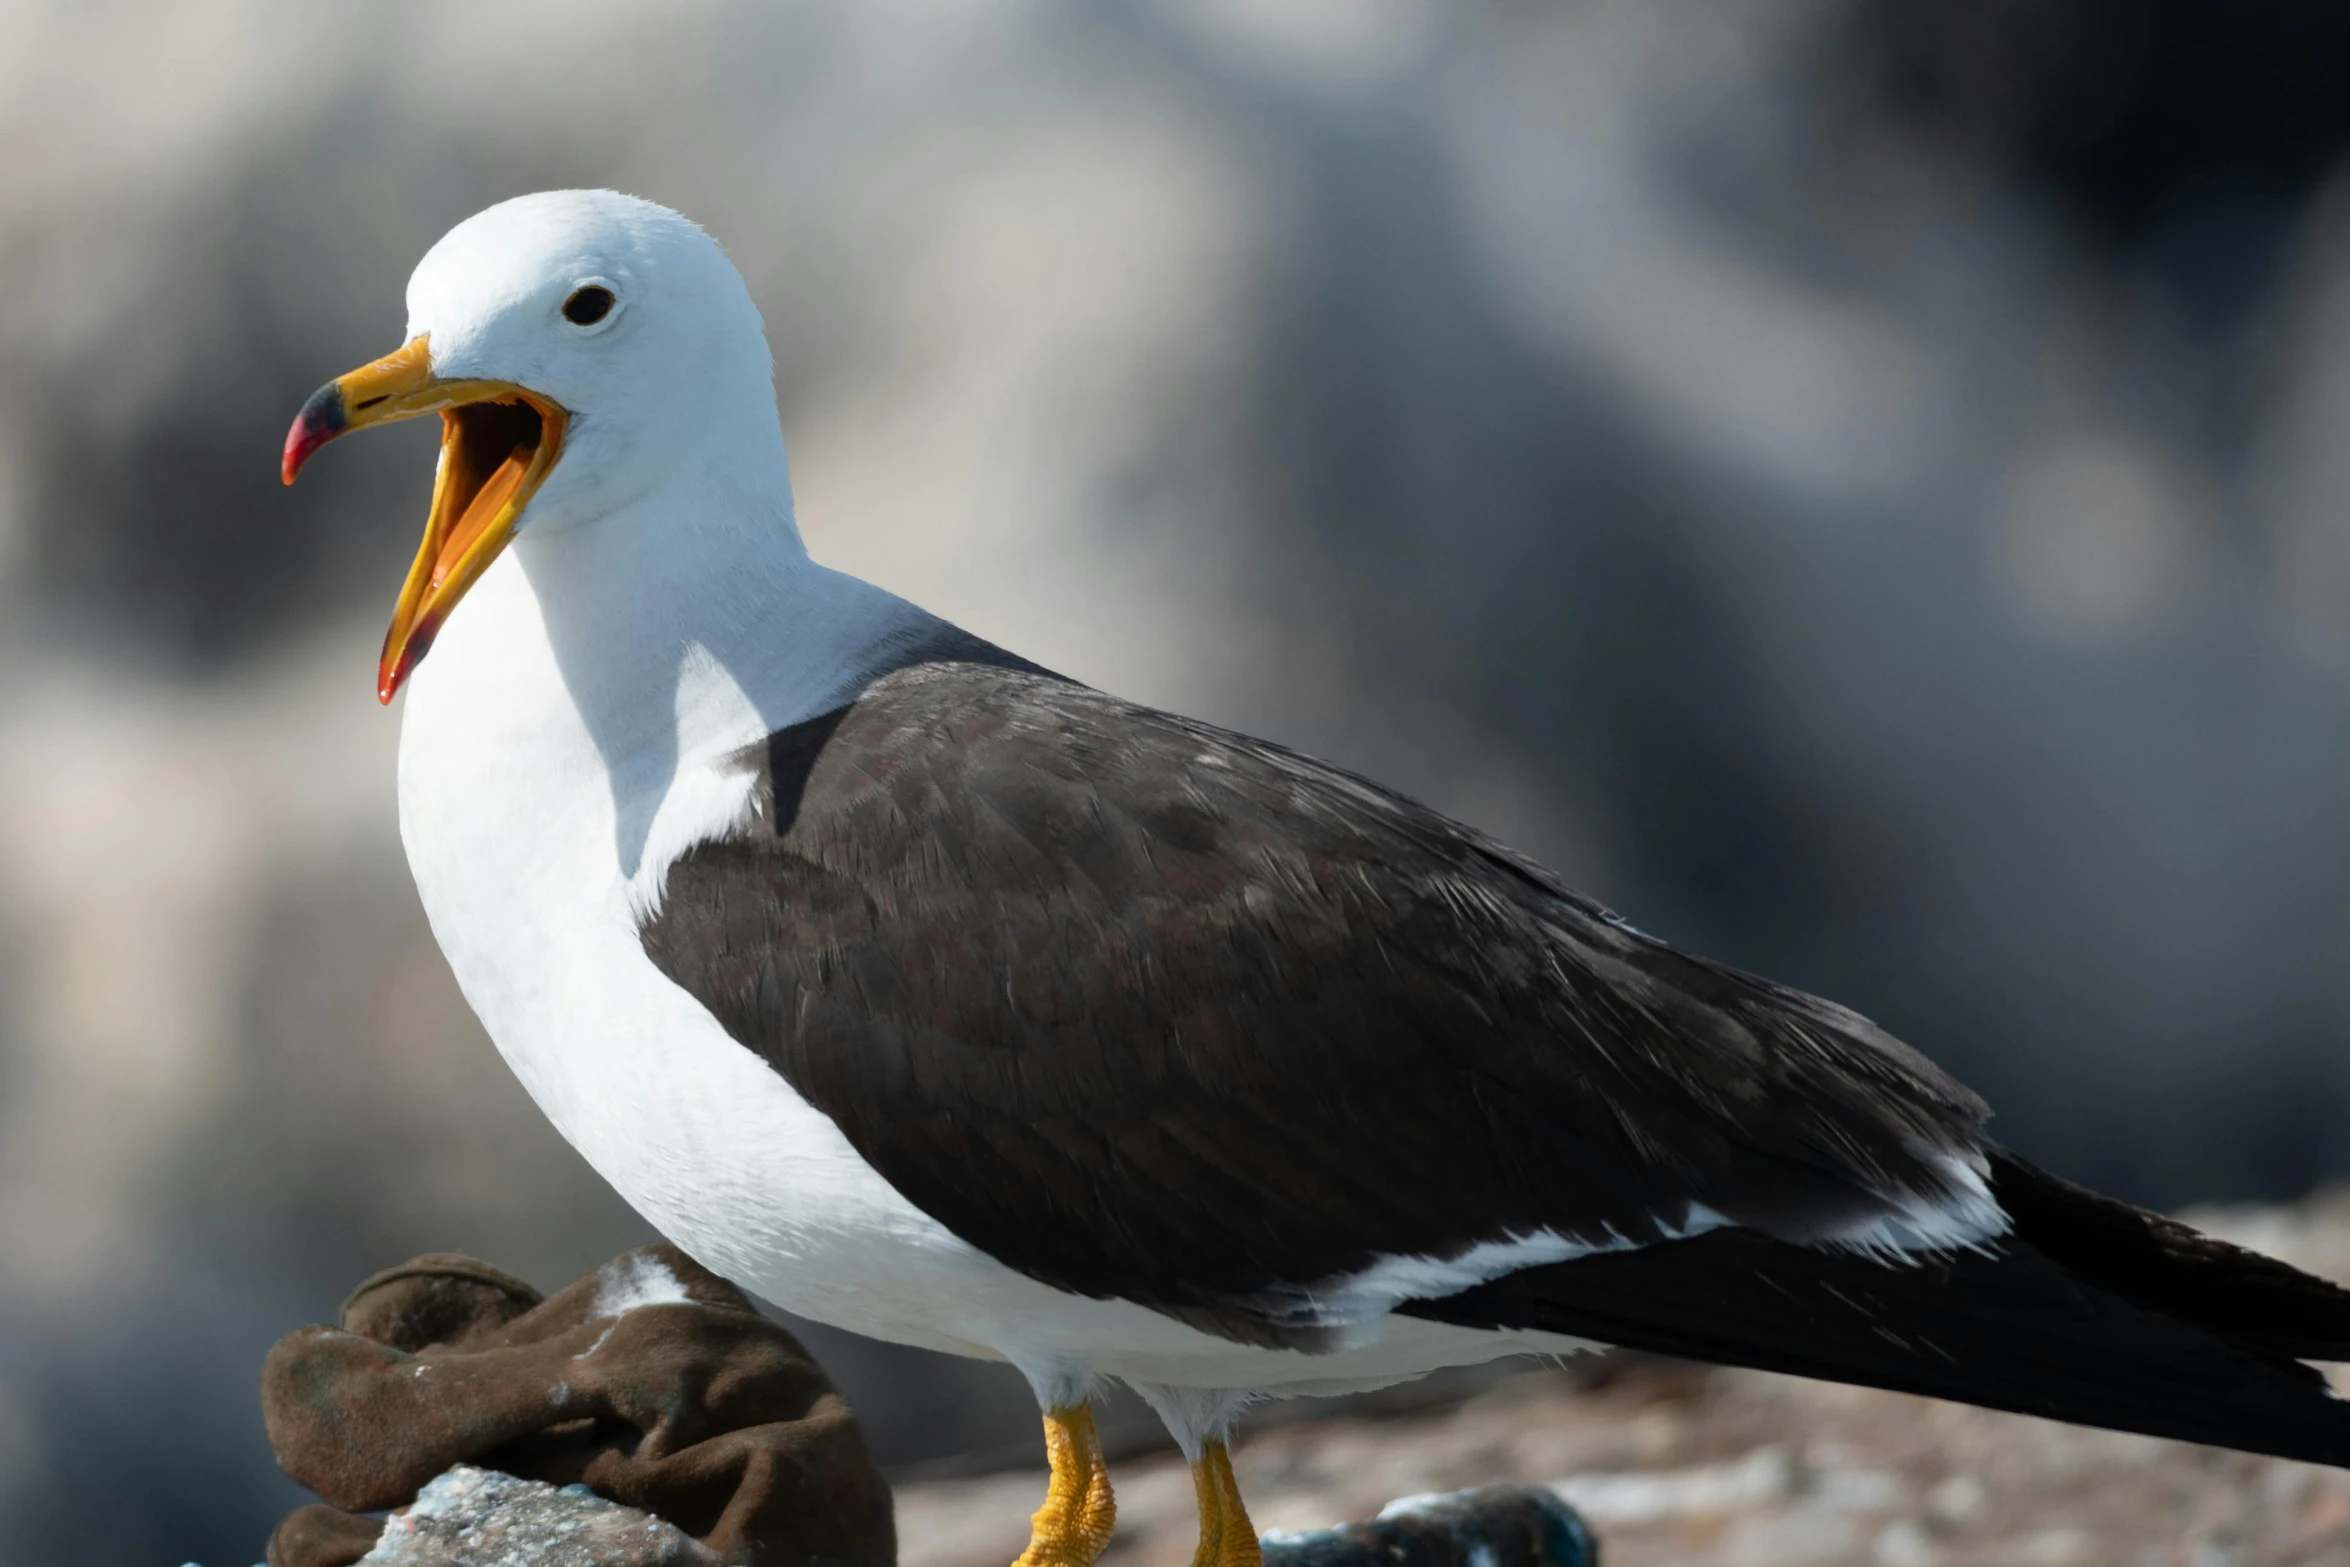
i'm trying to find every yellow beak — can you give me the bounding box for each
[281,335,568,703]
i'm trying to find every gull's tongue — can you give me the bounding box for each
[429,446,531,595]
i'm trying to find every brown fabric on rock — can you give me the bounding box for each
[338,1253,544,1351]
[262,1244,895,1567]
[268,1504,385,1567]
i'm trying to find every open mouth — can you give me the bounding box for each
[424,397,560,601]
[379,391,568,699]
[281,334,569,702]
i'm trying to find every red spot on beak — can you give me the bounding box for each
[281,381,345,484]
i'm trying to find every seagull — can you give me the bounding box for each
[285,190,2350,1567]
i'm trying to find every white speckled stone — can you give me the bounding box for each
[359,1466,723,1567]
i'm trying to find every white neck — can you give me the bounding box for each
[405,435,940,883]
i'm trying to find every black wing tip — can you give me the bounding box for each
[1991,1149,2350,1364]
[1406,1216,2350,1471]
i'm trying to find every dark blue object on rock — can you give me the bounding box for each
[1262,1485,1599,1567]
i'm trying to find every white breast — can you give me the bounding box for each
[398,554,979,1349]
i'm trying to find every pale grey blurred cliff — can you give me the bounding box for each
[6,1,2350,1562]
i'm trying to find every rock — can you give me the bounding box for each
[357,1466,723,1566]
[1263,1486,1597,1567]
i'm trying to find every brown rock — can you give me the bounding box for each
[262,1244,894,1567]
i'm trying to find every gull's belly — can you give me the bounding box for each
[402,797,1011,1354]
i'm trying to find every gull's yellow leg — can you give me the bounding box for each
[1012,1404,1117,1567]
[1187,1448,1226,1567]
[1206,1440,1263,1567]
[1185,1438,1262,1567]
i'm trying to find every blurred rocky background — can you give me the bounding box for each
[7,1,2350,1562]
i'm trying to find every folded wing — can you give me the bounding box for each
[643,656,2004,1346]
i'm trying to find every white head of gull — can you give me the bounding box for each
[289,189,935,883]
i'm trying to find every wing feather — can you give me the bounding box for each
[641,657,1997,1346]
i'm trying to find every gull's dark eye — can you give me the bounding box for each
[563,285,616,326]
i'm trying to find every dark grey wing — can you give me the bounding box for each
[640,656,1998,1346]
